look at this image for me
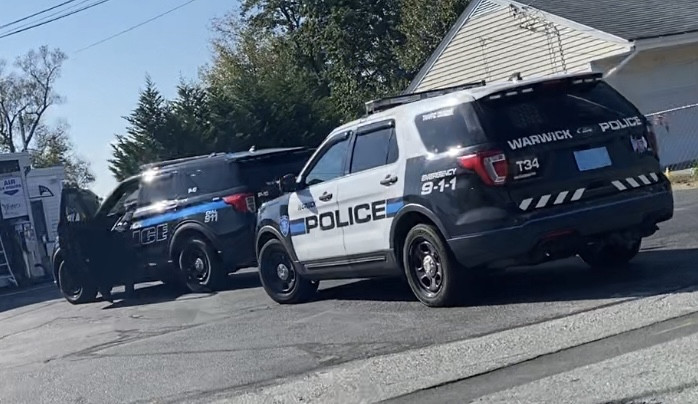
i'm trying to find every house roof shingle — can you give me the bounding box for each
[521,0,698,41]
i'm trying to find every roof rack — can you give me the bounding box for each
[365,81,486,115]
[140,152,226,171]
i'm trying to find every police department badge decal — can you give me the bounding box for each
[279,215,290,237]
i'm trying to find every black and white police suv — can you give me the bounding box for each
[255,72,674,307]
[53,147,312,304]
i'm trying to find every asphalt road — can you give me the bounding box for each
[2,189,698,404]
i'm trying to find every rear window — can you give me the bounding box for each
[415,103,486,154]
[477,81,641,139]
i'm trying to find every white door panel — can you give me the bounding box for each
[338,164,403,256]
[287,183,344,262]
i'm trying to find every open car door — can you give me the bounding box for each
[57,181,139,304]
[56,187,102,303]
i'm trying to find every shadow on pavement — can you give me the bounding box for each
[0,283,62,314]
[315,248,698,306]
[102,270,262,309]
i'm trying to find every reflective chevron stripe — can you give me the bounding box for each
[519,188,585,211]
[613,172,662,192]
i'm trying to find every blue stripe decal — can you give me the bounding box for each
[132,200,229,228]
[386,199,404,217]
[289,220,307,236]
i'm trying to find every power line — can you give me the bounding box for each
[75,0,201,54]
[0,0,79,30]
[0,0,113,40]
[0,0,95,36]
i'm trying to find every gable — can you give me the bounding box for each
[409,0,630,93]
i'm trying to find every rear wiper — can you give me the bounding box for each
[567,94,626,117]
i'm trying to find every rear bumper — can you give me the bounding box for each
[447,187,674,268]
[215,227,257,271]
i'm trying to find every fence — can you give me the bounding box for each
[646,103,698,172]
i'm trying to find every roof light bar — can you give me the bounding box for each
[366,80,487,115]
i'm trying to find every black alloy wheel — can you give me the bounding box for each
[258,239,317,304]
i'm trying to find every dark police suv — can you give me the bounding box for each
[255,72,674,307]
[53,148,312,304]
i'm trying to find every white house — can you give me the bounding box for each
[407,0,698,168]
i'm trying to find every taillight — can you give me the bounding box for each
[223,193,256,212]
[458,150,508,186]
[646,123,660,158]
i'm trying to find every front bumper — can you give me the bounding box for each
[447,187,674,268]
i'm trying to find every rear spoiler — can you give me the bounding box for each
[231,147,315,163]
[484,73,604,102]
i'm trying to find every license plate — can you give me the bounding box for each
[574,147,612,171]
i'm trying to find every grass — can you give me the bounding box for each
[667,167,698,190]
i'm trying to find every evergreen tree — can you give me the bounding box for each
[108,76,170,180]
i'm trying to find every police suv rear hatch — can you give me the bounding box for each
[474,73,661,213]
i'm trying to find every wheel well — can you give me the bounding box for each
[257,231,278,256]
[392,212,438,265]
[53,251,63,281]
[171,229,211,260]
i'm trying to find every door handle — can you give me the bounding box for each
[319,192,333,202]
[380,175,399,186]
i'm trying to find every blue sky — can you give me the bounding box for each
[1,0,235,197]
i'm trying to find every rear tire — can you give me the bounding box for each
[580,237,642,270]
[258,239,317,304]
[402,224,467,307]
[57,260,98,305]
[178,237,226,293]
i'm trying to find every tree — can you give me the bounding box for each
[0,46,67,153]
[30,122,95,188]
[108,2,470,177]
[397,0,470,74]
[108,76,171,181]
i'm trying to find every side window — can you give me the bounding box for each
[415,104,485,154]
[349,126,398,174]
[138,174,176,206]
[107,188,139,216]
[180,163,239,197]
[63,191,89,222]
[304,137,350,186]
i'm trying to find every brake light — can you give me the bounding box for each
[646,123,660,158]
[223,193,256,212]
[458,150,509,186]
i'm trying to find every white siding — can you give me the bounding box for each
[606,43,698,168]
[415,0,630,91]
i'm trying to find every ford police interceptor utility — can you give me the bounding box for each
[53,148,312,304]
[255,72,674,307]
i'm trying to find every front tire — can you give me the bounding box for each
[178,237,226,293]
[403,224,466,307]
[57,260,98,305]
[258,239,317,304]
[580,237,642,270]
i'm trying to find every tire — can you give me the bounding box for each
[402,224,466,307]
[580,237,642,270]
[258,239,318,304]
[178,237,226,293]
[57,260,98,305]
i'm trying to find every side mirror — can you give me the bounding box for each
[279,174,298,193]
